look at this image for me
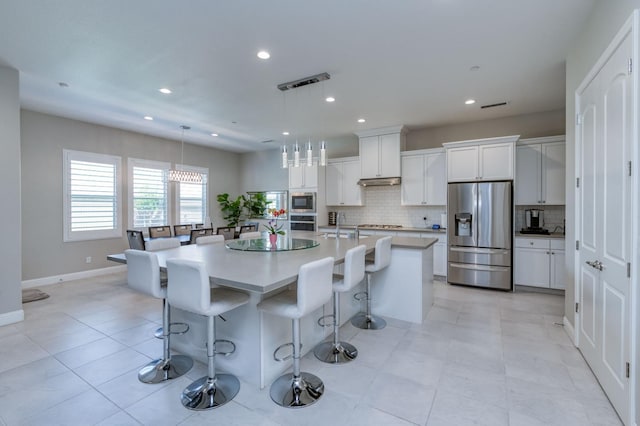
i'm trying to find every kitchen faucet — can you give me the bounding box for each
[336,212,346,237]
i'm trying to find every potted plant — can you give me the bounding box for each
[264,208,286,245]
[244,192,271,219]
[216,193,244,227]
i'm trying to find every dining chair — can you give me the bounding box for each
[239,224,257,234]
[196,235,225,245]
[190,228,214,244]
[127,229,146,250]
[193,223,205,229]
[149,226,172,238]
[146,237,181,251]
[239,231,261,240]
[216,227,235,240]
[173,224,192,236]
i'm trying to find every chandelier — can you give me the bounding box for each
[168,125,203,183]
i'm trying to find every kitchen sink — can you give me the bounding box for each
[322,233,368,239]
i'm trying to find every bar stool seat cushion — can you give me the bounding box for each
[124,249,166,299]
[258,257,334,319]
[364,236,392,273]
[167,259,249,317]
[332,245,366,293]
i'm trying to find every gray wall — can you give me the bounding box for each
[565,3,640,422]
[0,66,22,321]
[21,110,241,280]
[405,109,565,150]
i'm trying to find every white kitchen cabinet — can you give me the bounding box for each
[401,149,446,206]
[514,237,565,289]
[325,157,363,206]
[356,126,406,179]
[515,136,565,205]
[289,163,318,190]
[443,135,518,182]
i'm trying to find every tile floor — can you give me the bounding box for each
[0,273,622,426]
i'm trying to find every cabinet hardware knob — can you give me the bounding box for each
[546,251,550,254]
[530,242,534,245]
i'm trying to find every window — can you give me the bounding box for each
[63,150,122,242]
[128,158,170,229]
[176,165,208,225]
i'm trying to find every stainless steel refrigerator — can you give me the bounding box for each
[447,181,513,290]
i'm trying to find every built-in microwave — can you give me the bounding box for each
[290,192,316,213]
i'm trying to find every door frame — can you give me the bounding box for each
[574,10,638,425]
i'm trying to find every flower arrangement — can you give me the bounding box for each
[264,208,287,235]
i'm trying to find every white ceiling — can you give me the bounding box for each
[0,0,595,153]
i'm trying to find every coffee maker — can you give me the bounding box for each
[522,209,549,234]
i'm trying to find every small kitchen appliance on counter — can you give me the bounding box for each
[521,209,549,235]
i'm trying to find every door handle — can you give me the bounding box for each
[585,260,605,271]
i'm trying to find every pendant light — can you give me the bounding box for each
[293,142,300,167]
[168,125,203,183]
[306,139,313,167]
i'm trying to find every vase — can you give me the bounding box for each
[269,233,277,246]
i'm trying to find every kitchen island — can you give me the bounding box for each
[108,231,437,387]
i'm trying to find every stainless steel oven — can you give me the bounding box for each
[290,192,316,213]
[290,214,317,231]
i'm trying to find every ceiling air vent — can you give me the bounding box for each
[277,72,330,91]
[480,101,508,109]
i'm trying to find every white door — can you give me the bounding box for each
[401,155,424,205]
[325,162,343,206]
[515,144,542,205]
[425,152,447,205]
[577,28,632,424]
[541,142,565,205]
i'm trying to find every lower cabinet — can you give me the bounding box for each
[514,237,565,289]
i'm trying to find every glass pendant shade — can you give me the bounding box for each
[281,146,288,168]
[306,141,313,166]
[320,140,326,166]
[294,143,300,167]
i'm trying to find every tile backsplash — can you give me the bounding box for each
[515,205,565,233]
[328,186,447,229]
[325,186,566,233]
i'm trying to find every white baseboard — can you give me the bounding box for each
[0,309,24,326]
[563,316,575,343]
[21,265,127,289]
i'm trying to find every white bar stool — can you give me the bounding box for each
[124,250,193,383]
[351,236,392,330]
[257,257,335,408]
[166,258,250,410]
[314,245,366,364]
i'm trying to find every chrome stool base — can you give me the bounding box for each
[351,313,387,330]
[313,341,357,364]
[269,372,324,408]
[181,374,240,410]
[138,354,193,384]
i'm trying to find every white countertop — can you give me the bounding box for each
[319,225,447,234]
[108,231,435,294]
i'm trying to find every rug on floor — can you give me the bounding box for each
[22,288,50,303]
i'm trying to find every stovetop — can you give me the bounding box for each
[359,224,403,229]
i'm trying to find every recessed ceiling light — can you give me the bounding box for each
[465,99,476,105]
[357,118,366,123]
[58,82,69,88]
[282,131,290,136]
[211,133,218,137]
[325,96,335,103]
[144,116,154,121]
[257,50,270,59]
[158,88,172,94]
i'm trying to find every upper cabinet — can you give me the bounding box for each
[401,149,446,206]
[325,157,364,206]
[443,135,519,182]
[515,136,565,205]
[356,126,406,179]
[289,163,318,190]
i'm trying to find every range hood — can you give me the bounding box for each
[357,177,401,187]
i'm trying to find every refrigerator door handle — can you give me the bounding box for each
[449,263,511,272]
[450,247,510,255]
